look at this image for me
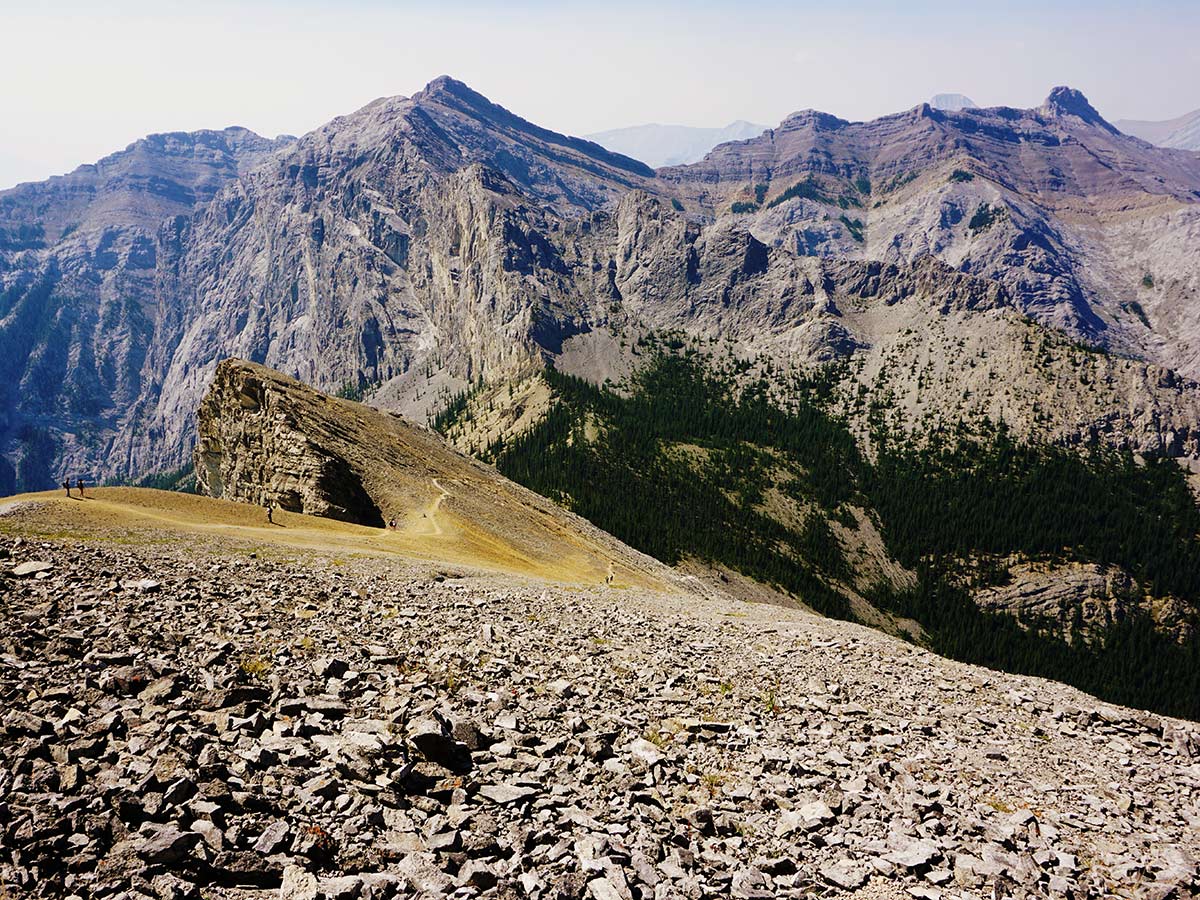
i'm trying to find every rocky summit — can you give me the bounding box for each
[1,501,1198,900]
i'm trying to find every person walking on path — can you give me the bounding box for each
[266,503,274,525]
[63,480,71,498]
[76,477,86,498]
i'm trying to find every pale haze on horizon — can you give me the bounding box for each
[2,0,1198,189]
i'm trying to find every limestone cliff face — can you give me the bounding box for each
[0,127,293,491]
[551,192,1200,459]
[5,80,1200,487]
[195,362,386,525]
[194,358,675,586]
[102,78,651,481]
[662,89,1200,374]
[973,560,1194,644]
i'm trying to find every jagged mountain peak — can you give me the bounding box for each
[1040,86,1118,132]
[776,109,851,132]
[409,74,654,180]
[413,73,509,113]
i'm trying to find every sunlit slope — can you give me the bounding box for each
[187,360,674,589]
[0,485,669,589]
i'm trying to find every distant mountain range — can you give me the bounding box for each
[3,77,1200,494]
[1116,108,1200,150]
[929,93,977,111]
[587,95,975,166]
[584,120,767,167]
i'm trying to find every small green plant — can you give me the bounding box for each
[670,198,684,212]
[984,796,1014,814]
[642,729,668,749]
[239,655,272,680]
[1141,272,1155,289]
[761,688,782,716]
[949,169,975,183]
[730,200,759,214]
[701,772,726,797]
[854,175,872,194]
[753,183,768,204]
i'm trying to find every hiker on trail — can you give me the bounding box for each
[63,480,71,498]
[389,518,397,531]
[266,503,274,525]
[76,477,86,498]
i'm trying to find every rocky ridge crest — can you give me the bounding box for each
[3,80,1200,487]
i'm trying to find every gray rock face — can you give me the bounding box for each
[4,79,1200,489]
[662,87,1200,374]
[0,126,292,492]
[973,560,1195,643]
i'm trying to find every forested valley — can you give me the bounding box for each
[438,344,1200,719]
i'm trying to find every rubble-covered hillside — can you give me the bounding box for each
[1,506,1198,900]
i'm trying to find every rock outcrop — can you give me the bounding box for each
[973,560,1195,643]
[195,358,671,587]
[661,87,1200,371]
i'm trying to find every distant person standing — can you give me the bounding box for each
[76,477,86,498]
[63,479,71,498]
[266,503,274,525]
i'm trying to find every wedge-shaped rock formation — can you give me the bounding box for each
[194,359,670,586]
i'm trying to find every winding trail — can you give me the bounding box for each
[424,477,450,536]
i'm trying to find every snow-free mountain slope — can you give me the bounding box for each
[3,79,1200,496]
[193,359,673,587]
[1117,107,1200,150]
[585,121,769,167]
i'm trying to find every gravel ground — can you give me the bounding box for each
[1,527,1197,900]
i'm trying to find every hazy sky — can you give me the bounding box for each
[2,0,1198,189]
